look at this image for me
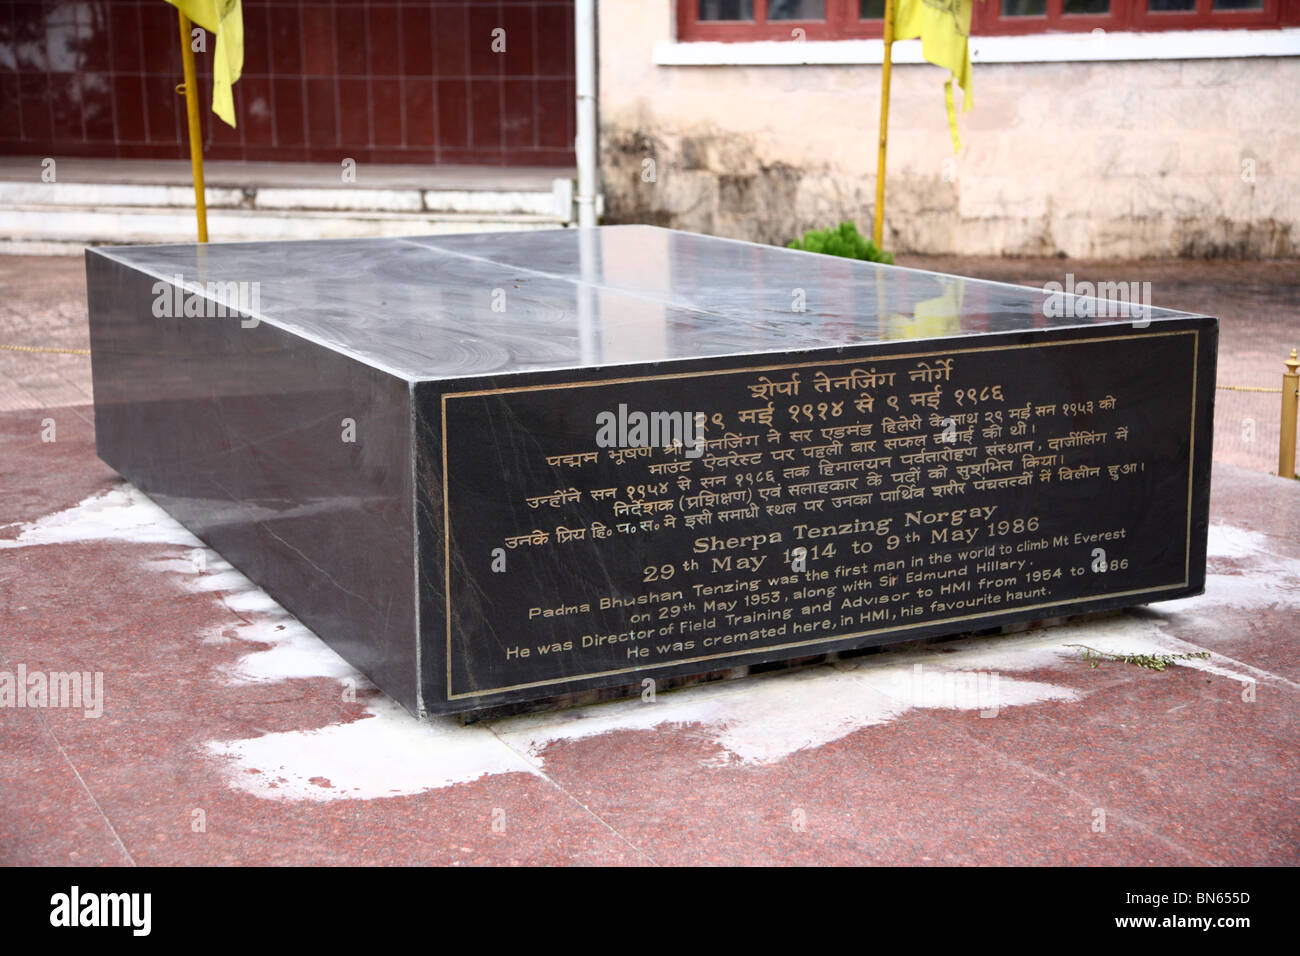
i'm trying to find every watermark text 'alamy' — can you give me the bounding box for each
[1042,274,1152,327]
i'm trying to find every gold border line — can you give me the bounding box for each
[442,391,452,697]
[1186,331,1199,584]
[441,329,1202,701]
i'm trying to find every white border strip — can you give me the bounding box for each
[653,27,1300,66]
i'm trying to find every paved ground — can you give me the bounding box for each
[0,256,93,411]
[1,251,1297,866]
[1,405,1297,865]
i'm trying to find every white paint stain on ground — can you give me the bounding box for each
[495,657,1076,771]
[6,487,1298,802]
[2,485,357,684]
[1164,523,1300,615]
[207,696,537,799]
[0,484,202,549]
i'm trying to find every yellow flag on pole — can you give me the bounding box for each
[164,0,243,127]
[894,0,974,154]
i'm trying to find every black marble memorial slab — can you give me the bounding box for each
[86,226,1216,717]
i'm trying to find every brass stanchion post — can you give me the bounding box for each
[1280,348,1299,479]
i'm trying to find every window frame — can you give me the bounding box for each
[675,0,1300,40]
[973,0,1127,36]
[678,0,888,41]
[1125,0,1284,32]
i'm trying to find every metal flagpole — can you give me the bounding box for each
[176,8,208,242]
[873,0,894,248]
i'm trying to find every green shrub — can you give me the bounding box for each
[787,221,894,265]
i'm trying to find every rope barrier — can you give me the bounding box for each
[0,343,92,355]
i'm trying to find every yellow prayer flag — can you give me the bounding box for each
[164,0,243,127]
[894,0,975,154]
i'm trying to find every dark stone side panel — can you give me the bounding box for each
[86,251,418,712]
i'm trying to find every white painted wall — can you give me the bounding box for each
[598,2,1300,257]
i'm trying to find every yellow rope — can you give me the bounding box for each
[1217,384,1282,394]
[0,343,92,355]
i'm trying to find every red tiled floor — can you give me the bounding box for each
[0,703,131,866]
[1,403,1296,865]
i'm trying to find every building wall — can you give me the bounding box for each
[0,0,576,167]
[598,2,1299,258]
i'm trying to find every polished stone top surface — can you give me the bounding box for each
[91,225,1206,381]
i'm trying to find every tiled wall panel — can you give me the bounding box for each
[0,1,576,167]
